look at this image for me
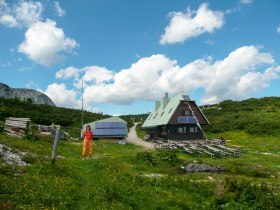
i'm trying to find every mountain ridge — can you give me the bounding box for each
[0,82,55,106]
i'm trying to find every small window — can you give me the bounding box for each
[182,110,190,116]
[190,127,198,133]
[153,113,158,119]
[148,115,152,120]
[178,127,187,133]
[160,112,164,116]
[168,108,173,113]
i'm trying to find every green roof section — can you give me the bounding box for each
[83,116,127,130]
[95,116,127,123]
[142,93,191,128]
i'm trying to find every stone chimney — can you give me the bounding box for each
[155,100,161,110]
[162,92,169,109]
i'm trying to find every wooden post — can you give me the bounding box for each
[51,126,61,164]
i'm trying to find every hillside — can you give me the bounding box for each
[1,96,280,138]
[0,83,55,106]
[0,97,110,137]
[202,97,280,136]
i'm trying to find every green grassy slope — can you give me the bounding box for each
[202,97,280,136]
[0,133,279,209]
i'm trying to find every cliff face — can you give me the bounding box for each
[0,83,56,106]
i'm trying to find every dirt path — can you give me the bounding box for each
[127,123,154,150]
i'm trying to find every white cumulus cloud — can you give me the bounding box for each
[56,65,114,88]
[160,3,224,45]
[42,83,80,108]
[54,1,65,17]
[56,66,80,80]
[15,0,43,26]
[0,0,42,28]
[0,14,19,27]
[82,66,114,84]
[18,19,78,66]
[54,45,279,108]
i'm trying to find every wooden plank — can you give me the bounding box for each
[5,120,28,124]
[6,119,29,123]
[5,122,27,127]
[204,145,232,156]
[5,121,27,126]
[5,124,27,129]
[203,150,215,158]
[215,145,237,153]
[215,145,240,157]
[182,146,193,154]
[4,127,25,136]
[7,117,30,121]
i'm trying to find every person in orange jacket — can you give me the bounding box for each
[82,125,94,160]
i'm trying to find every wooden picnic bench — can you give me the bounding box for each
[204,145,232,156]
[215,145,240,156]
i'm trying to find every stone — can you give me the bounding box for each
[0,144,27,168]
[184,163,225,173]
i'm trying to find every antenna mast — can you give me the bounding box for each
[81,80,84,129]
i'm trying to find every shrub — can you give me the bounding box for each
[157,150,179,163]
[136,151,156,165]
[211,178,280,209]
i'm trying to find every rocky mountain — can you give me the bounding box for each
[0,83,55,106]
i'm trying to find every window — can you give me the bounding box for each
[168,108,173,113]
[190,127,198,133]
[182,110,190,116]
[178,127,187,133]
[153,113,158,119]
[160,112,164,116]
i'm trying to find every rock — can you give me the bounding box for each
[0,144,27,168]
[184,163,225,173]
[0,82,55,106]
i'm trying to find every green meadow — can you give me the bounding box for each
[0,131,279,210]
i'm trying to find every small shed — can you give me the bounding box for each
[83,116,128,139]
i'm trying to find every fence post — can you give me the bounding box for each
[51,126,61,164]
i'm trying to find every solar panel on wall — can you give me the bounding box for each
[94,128,127,136]
[187,117,197,123]
[178,116,197,124]
[178,116,188,123]
[95,122,126,129]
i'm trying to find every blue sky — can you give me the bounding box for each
[1,0,280,115]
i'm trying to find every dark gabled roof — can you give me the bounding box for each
[142,93,209,128]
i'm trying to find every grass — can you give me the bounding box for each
[0,132,279,209]
[136,123,146,139]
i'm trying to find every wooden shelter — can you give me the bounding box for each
[142,93,209,140]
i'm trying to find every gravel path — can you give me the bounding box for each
[127,123,154,149]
